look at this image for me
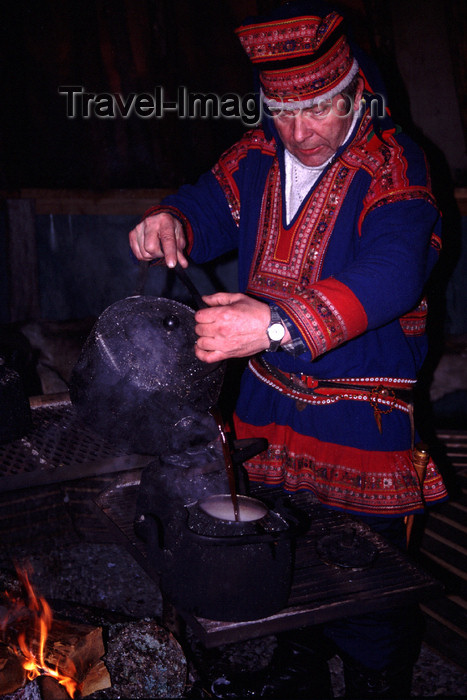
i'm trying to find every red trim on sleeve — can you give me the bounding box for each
[279,277,368,358]
[315,277,368,339]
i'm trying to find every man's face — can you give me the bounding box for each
[271,83,364,167]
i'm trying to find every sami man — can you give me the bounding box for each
[129,2,447,697]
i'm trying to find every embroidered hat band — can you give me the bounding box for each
[236,9,359,110]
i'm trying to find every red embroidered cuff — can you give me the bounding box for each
[281,278,368,359]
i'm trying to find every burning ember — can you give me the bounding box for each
[1,565,78,697]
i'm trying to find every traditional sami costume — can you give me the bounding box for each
[146,108,447,517]
[144,1,447,520]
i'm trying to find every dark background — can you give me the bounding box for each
[1,0,259,189]
[2,0,466,190]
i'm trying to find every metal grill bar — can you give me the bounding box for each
[0,397,151,493]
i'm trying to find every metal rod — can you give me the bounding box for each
[174,263,207,310]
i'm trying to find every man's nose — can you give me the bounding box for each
[293,113,313,142]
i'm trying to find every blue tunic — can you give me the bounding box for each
[146,109,447,516]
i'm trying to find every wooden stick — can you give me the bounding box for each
[40,618,105,683]
[1,619,108,695]
[39,675,72,700]
[0,642,28,695]
[79,659,111,697]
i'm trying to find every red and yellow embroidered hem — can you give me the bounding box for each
[233,417,448,516]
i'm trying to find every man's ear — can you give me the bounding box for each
[354,76,365,112]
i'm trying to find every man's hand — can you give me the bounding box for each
[129,212,188,268]
[194,293,291,363]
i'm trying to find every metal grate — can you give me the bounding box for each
[0,397,150,549]
[0,398,151,495]
[0,399,127,480]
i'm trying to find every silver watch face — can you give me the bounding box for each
[268,322,285,341]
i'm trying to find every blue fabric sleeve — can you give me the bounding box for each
[161,170,240,263]
[336,198,440,329]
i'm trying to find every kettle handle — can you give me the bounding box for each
[134,260,150,295]
[134,260,207,311]
[174,263,208,310]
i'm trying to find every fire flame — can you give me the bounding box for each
[1,566,78,698]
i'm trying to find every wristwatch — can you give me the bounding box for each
[266,306,285,352]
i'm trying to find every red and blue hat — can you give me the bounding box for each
[236,2,359,110]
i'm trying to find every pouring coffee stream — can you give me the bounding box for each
[209,406,240,521]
